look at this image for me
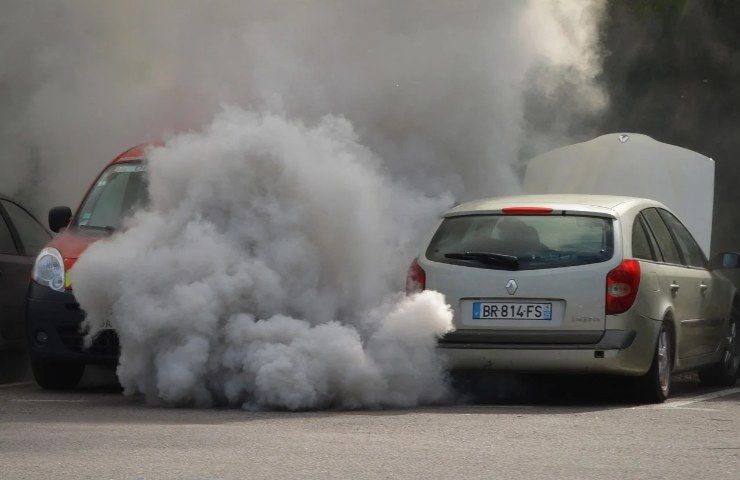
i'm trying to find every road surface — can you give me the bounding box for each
[0,361,737,480]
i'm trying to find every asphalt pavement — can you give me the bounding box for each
[0,358,737,480]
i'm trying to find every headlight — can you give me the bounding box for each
[32,247,66,292]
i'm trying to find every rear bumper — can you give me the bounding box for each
[26,282,119,365]
[438,317,662,376]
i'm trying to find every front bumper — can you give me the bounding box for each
[438,315,662,376]
[26,282,119,365]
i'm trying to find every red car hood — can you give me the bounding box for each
[47,228,109,286]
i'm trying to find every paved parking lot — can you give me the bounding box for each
[0,357,737,480]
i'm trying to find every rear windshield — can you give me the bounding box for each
[426,214,614,270]
[75,162,148,231]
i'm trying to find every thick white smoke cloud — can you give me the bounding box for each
[3,1,608,408]
[0,0,606,212]
[72,110,454,409]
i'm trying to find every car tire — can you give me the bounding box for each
[635,323,672,403]
[31,361,85,390]
[698,303,739,387]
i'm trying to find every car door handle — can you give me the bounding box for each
[670,283,680,295]
[699,283,709,294]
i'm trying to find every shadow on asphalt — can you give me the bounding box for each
[1,349,716,418]
[451,371,644,407]
[0,349,30,384]
[76,365,123,392]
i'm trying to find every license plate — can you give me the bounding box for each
[472,302,552,320]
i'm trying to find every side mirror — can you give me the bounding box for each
[710,252,740,270]
[48,206,72,233]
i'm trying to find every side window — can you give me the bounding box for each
[1,200,51,256]
[641,208,683,265]
[632,215,656,261]
[658,209,707,268]
[0,213,17,254]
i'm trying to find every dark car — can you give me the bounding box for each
[0,195,52,351]
[27,145,149,389]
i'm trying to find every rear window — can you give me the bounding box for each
[426,214,614,270]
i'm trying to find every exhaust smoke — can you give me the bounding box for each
[0,0,606,213]
[2,1,608,408]
[72,110,455,409]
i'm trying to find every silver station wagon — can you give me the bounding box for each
[408,194,740,402]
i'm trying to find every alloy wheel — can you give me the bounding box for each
[721,314,739,377]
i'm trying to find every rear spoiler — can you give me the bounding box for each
[444,209,617,219]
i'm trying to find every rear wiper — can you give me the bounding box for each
[444,251,519,271]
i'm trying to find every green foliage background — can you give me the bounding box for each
[526,0,740,253]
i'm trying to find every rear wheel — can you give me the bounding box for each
[635,324,672,403]
[698,306,739,387]
[31,361,84,390]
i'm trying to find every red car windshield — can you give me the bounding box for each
[75,162,148,231]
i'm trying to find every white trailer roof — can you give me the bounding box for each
[522,133,715,255]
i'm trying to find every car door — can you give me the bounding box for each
[0,204,30,343]
[640,208,707,359]
[657,208,718,356]
[0,200,51,343]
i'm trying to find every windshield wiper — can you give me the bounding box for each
[79,225,116,233]
[444,251,519,271]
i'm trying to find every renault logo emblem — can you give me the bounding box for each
[506,279,518,295]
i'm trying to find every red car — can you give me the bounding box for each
[26,145,149,389]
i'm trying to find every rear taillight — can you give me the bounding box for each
[406,258,426,295]
[606,259,641,315]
